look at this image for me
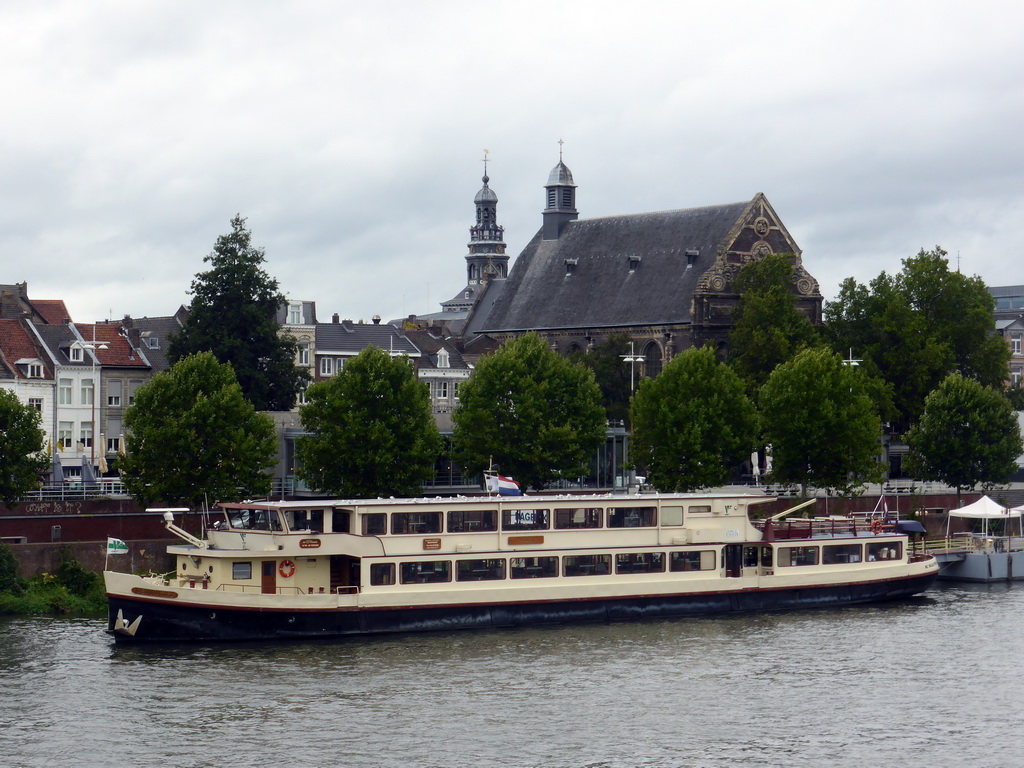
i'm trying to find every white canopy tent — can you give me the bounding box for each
[947,495,1024,537]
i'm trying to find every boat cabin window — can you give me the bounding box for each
[743,546,760,567]
[823,544,863,564]
[447,509,497,533]
[291,509,324,533]
[661,506,683,526]
[332,510,351,534]
[761,546,773,567]
[510,556,558,579]
[362,514,387,536]
[616,552,665,574]
[392,512,442,535]
[608,506,657,528]
[456,558,505,581]
[688,505,712,515]
[370,563,395,586]
[228,508,282,532]
[232,562,252,580]
[779,546,819,567]
[502,508,550,531]
[867,541,902,561]
[554,507,602,529]
[670,550,716,571]
[400,560,451,584]
[563,554,612,576]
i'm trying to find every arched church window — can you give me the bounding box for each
[643,341,663,379]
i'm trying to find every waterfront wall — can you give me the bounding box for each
[7,539,175,579]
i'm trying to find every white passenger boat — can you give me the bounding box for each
[104,491,940,642]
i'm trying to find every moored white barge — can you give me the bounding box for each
[104,491,939,642]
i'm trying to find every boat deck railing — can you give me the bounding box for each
[753,516,896,540]
[168,578,360,595]
[924,534,1024,556]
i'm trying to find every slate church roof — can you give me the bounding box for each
[479,196,787,333]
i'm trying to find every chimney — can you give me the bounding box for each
[332,313,340,324]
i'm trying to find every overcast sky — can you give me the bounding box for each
[3,1,1022,326]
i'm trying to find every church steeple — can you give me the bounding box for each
[542,140,578,240]
[440,153,509,315]
[466,151,507,285]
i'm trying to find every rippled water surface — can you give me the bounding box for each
[3,584,1024,767]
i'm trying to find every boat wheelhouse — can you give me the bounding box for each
[104,491,939,642]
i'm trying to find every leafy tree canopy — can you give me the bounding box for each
[119,351,278,507]
[904,374,1023,501]
[296,346,441,498]
[452,332,606,490]
[728,253,821,395]
[0,389,49,505]
[825,247,1009,431]
[168,215,307,411]
[760,347,884,496]
[630,345,757,492]
[566,333,634,425]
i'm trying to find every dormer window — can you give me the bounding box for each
[686,249,699,269]
[145,335,159,349]
[437,349,450,369]
[628,256,641,272]
[28,363,42,378]
[287,303,303,325]
[70,346,83,362]
[564,258,578,276]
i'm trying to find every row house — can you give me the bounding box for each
[991,285,1024,387]
[0,284,163,485]
[0,317,55,447]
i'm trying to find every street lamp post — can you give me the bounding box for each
[80,337,108,469]
[620,341,646,392]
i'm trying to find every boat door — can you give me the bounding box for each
[261,560,277,594]
[724,544,743,578]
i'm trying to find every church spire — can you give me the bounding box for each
[467,150,507,285]
[542,139,578,240]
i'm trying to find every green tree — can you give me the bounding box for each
[119,351,277,506]
[566,333,634,425]
[825,247,1009,432]
[760,347,884,496]
[728,253,820,394]
[296,346,441,498]
[904,374,1023,504]
[0,389,49,505]
[0,543,25,596]
[169,215,307,411]
[630,345,757,492]
[452,332,606,490]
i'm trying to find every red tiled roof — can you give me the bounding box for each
[32,299,72,325]
[0,318,50,379]
[78,323,150,368]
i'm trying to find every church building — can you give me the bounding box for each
[459,153,823,375]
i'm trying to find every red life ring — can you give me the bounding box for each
[279,560,296,578]
[871,519,883,535]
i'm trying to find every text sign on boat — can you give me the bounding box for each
[508,535,545,546]
[299,539,321,549]
[423,538,442,551]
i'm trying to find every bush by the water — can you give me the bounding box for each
[0,544,107,616]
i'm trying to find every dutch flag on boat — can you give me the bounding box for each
[486,473,521,496]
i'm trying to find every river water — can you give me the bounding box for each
[2,583,1023,768]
